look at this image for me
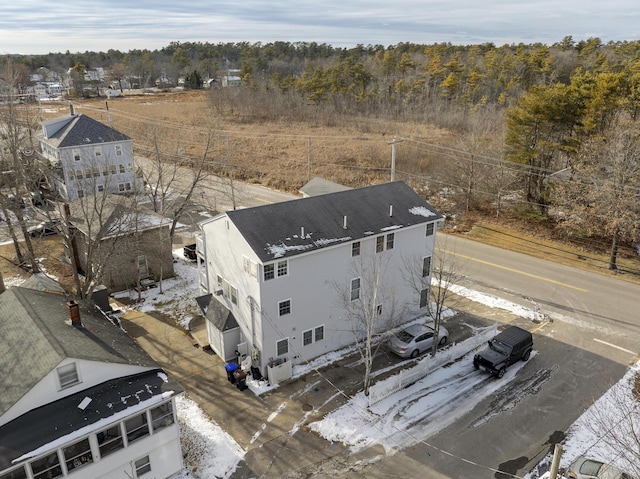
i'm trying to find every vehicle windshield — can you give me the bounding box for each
[395,330,415,343]
[489,339,512,356]
[579,460,602,476]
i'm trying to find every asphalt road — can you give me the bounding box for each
[387,234,640,479]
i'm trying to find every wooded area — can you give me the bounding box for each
[2,37,640,274]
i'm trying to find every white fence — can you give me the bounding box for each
[367,323,498,408]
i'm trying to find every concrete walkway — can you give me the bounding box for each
[119,297,519,478]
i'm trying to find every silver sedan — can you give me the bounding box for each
[389,323,449,359]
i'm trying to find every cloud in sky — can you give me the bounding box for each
[3,0,640,55]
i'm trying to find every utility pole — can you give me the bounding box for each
[387,137,403,182]
[548,444,563,479]
[307,137,311,182]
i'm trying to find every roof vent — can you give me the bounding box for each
[69,102,75,116]
[66,300,82,327]
[301,226,305,237]
[389,205,393,217]
[343,216,347,229]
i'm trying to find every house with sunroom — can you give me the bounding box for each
[38,106,141,202]
[0,275,183,479]
[196,181,443,382]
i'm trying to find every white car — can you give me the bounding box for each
[566,456,636,479]
[389,323,448,359]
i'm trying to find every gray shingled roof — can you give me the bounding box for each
[299,177,352,197]
[226,181,442,263]
[0,287,159,417]
[67,194,169,240]
[42,114,130,148]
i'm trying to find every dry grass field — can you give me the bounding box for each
[40,89,452,193]
[18,89,637,285]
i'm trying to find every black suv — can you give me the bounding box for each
[473,326,533,378]
[183,243,197,261]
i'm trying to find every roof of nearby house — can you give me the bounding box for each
[0,369,177,471]
[0,285,160,418]
[67,194,170,240]
[40,113,130,148]
[299,177,352,197]
[226,181,442,262]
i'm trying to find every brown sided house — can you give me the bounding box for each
[65,194,174,292]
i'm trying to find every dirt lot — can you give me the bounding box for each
[0,235,74,290]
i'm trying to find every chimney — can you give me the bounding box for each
[389,205,393,217]
[66,300,82,327]
[343,215,348,229]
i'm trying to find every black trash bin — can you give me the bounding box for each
[225,362,238,384]
[251,366,262,381]
[234,370,248,391]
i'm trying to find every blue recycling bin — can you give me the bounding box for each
[225,362,238,383]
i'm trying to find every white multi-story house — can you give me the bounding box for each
[38,108,140,201]
[196,181,443,382]
[0,276,184,479]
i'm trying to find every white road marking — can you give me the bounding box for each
[593,338,636,355]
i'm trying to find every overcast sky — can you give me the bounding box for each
[3,0,640,55]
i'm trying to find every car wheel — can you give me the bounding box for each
[496,368,506,379]
[522,349,531,361]
[410,349,419,358]
[439,335,447,346]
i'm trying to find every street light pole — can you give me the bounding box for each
[387,137,403,182]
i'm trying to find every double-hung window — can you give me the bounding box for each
[276,338,288,356]
[135,456,151,476]
[278,299,291,316]
[350,278,361,301]
[386,233,395,250]
[420,288,429,308]
[422,256,432,277]
[352,241,360,257]
[426,223,434,237]
[125,413,149,444]
[277,260,288,277]
[302,325,325,346]
[315,325,324,341]
[263,264,275,281]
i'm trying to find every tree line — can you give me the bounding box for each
[3,36,640,271]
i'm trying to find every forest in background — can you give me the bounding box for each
[2,36,640,273]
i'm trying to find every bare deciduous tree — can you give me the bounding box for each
[0,60,42,272]
[582,370,640,477]
[402,233,464,357]
[553,119,640,270]
[334,252,403,396]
